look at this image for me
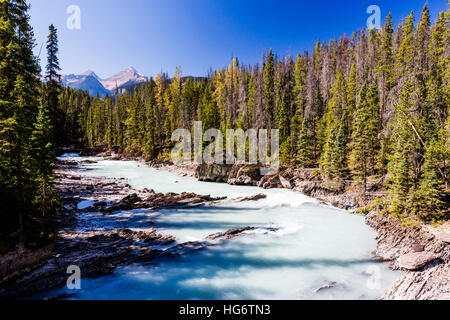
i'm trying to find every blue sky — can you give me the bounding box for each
[29,0,449,78]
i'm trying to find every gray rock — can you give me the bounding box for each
[195,163,233,182]
[257,174,282,189]
[397,252,437,270]
[436,230,450,243]
[412,244,425,252]
[235,194,267,202]
[279,175,293,189]
[227,164,262,186]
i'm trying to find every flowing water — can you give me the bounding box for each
[39,154,400,300]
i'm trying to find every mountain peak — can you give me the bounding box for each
[81,69,96,76]
[101,67,148,91]
[125,67,137,73]
[80,70,100,80]
[62,67,149,95]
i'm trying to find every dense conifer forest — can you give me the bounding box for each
[0,1,449,249]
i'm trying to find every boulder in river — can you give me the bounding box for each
[206,227,255,240]
[234,194,267,202]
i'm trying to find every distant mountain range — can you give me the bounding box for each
[61,67,148,98]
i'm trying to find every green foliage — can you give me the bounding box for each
[264,49,275,129]
[0,1,60,244]
[414,140,445,220]
[0,0,444,237]
[386,81,416,217]
[349,82,380,190]
[320,72,348,190]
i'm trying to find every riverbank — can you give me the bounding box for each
[95,150,449,300]
[1,149,447,299]
[0,157,268,299]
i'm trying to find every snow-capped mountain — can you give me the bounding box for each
[61,67,149,97]
[62,73,110,98]
[100,67,148,91]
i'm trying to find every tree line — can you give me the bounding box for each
[0,0,61,247]
[76,3,449,222]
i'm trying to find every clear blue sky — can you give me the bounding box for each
[29,0,449,78]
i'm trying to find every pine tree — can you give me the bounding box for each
[30,99,55,217]
[350,82,380,190]
[296,118,313,167]
[426,11,447,144]
[0,0,41,240]
[293,52,307,119]
[320,72,348,191]
[246,73,256,129]
[414,140,444,220]
[416,3,431,75]
[377,13,395,115]
[346,64,357,133]
[416,5,434,144]
[169,67,182,131]
[387,80,416,216]
[143,78,157,158]
[320,119,347,191]
[264,49,275,129]
[202,84,219,130]
[45,24,62,144]
[396,12,415,75]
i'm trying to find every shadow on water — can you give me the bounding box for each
[37,239,381,300]
[46,155,401,300]
[78,205,263,231]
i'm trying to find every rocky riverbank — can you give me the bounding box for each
[151,160,449,300]
[74,148,450,300]
[366,212,449,300]
[0,157,267,300]
[13,148,446,300]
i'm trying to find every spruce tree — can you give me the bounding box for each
[264,49,275,129]
[320,72,348,191]
[30,99,55,217]
[45,24,62,144]
[350,82,380,191]
[415,140,444,220]
[387,81,416,216]
[0,0,41,240]
[296,118,313,167]
[396,12,415,75]
[377,12,395,111]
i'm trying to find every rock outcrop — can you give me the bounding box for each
[206,227,256,240]
[195,163,233,182]
[0,158,229,300]
[366,211,450,300]
[234,194,267,202]
[98,191,226,213]
[51,150,450,300]
[0,228,175,299]
[227,164,262,186]
[397,252,438,270]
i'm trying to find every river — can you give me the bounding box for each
[37,154,400,300]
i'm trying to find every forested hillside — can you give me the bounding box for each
[71,3,449,222]
[1,1,449,249]
[0,1,62,247]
